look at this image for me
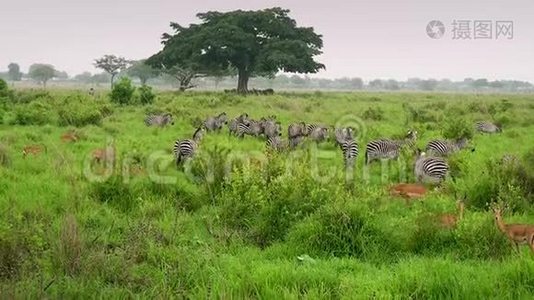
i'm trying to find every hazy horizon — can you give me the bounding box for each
[1,0,533,82]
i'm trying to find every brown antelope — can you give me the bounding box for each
[390,183,427,200]
[438,200,465,229]
[61,131,80,143]
[22,144,46,158]
[493,207,534,253]
[92,145,116,165]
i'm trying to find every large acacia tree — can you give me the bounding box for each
[148,7,324,93]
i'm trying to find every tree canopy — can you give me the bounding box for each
[7,63,22,81]
[94,55,129,88]
[28,64,56,87]
[127,60,160,85]
[147,7,324,93]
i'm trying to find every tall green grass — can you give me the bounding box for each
[1,88,533,298]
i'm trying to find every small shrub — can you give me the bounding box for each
[110,77,136,105]
[90,175,137,212]
[12,100,55,125]
[138,84,155,105]
[57,99,103,127]
[362,107,384,121]
[441,116,473,139]
[12,89,52,104]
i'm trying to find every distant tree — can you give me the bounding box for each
[290,75,306,86]
[7,63,22,81]
[350,78,363,89]
[54,70,69,80]
[91,72,112,84]
[472,78,489,88]
[162,65,203,91]
[384,79,400,90]
[74,72,93,83]
[369,79,384,89]
[148,7,324,94]
[28,64,56,87]
[127,60,159,85]
[94,55,129,88]
[417,79,438,91]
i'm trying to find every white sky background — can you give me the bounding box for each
[0,0,533,82]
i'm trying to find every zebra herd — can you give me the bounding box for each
[144,111,502,184]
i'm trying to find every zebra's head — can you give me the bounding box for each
[193,126,205,142]
[164,113,174,125]
[406,130,418,140]
[217,112,228,124]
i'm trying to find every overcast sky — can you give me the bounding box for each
[1,0,533,81]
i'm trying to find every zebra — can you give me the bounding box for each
[341,139,359,169]
[266,136,288,152]
[308,126,329,143]
[288,122,308,139]
[414,151,449,184]
[334,127,354,148]
[228,113,250,136]
[236,119,264,138]
[425,137,471,156]
[289,135,305,150]
[144,113,174,127]
[204,112,227,132]
[475,121,502,133]
[263,119,282,138]
[365,130,417,164]
[173,127,205,166]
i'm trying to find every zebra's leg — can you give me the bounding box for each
[176,153,182,167]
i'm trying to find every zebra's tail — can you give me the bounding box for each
[364,149,369,165]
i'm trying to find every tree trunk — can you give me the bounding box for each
[237,68,249,94]
[110,74,116,89]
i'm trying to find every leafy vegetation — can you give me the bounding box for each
[1,89,534,298]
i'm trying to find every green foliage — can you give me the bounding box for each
[110,77,136,105]
[138,84,156,105]
[148,7,324,92]
[362,106,384,121]
[90,175,138,212]
[12,100,55,125]
[2,90,534,297]
[441,116,473,139]
[28,63,56,87]
[57,94,103,127]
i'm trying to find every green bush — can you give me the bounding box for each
[12,100,55,125]
[12,89,52,104]
[441,116,473,139]
[362,107,384,121]
[90,175,137,212]
[138,84,156,105]
[110,77,136,105]
[57,94,103,127]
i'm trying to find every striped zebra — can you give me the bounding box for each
[365,130,417,164]
[414,151,449,184]
[204,112,227,132]
[266,136,288,152]
[308,126,329,143]
[289,135,305,150]
[236,119,264,138]
[173,127,205,166]
[288,122,308,139]
[425,137,470,156]
[475,121,502,133]
[144,113,174,127]
[341,139,359,169]
[335,127,354,148]
[263,119,282,138]
[228,113,250,136]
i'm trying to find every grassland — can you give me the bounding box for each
[1,88,534,298]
